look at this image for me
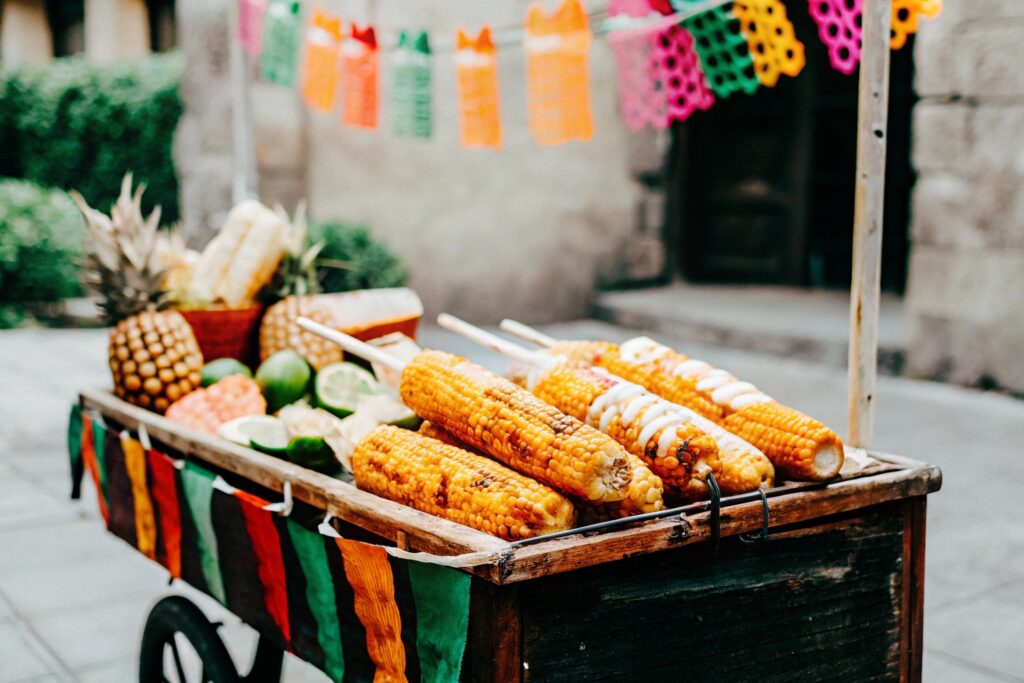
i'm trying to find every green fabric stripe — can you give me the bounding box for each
[286,521,345,683]
[91,415,108,497]
[407,562,471,683]
[179,464,226,603]
[67,404,83,495]
[67,404,82,469]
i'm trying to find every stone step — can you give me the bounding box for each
[593,283,908,375]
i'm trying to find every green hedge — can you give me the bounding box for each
[0,180,83,328]
[0,53,183,221]
[312,221,408,292]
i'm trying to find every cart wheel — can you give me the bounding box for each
[139,596,240,683]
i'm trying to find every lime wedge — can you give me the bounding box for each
[315,362,379,418]
[248,418,290,456]
[218,415,282,449]
[287,436,338,473]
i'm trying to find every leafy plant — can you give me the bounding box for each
[311,220,407,292]
[0,180,83,327]
[0,53,183,221]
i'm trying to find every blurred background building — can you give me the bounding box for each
[1,0,1021,394]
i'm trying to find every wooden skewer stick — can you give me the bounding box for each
[437,314,547,367]
[499,319,557,349]
[296,317,406,372]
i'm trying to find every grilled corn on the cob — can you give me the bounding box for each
[353,426,576,540]
[422,418,664,516]
[522,361,773,497]
[524,362,718,499]
[399,350,638,504]
[549,338,843,481]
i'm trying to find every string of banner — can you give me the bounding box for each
[239,0,942,149]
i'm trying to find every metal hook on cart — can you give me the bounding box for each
[739,489,770,545]
[706,473,721,560]
[264,481,293,518]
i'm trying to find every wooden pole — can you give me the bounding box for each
[228,0,258,203]
[847,0,892,448]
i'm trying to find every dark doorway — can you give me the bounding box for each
[668,8,915,293]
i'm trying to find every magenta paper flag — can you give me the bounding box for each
[239,0,267,58]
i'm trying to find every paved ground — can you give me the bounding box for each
[1,323,1022,682]
[595,283,908,372]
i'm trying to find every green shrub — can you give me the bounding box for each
[311,221,407,292]
[0,180,83,327]
[0,53,183,221]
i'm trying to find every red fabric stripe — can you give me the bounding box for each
[235,489,292,647]
[80,414,109,524]
[146,449,182,578]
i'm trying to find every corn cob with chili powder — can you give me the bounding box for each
[548,338,843,481]
[353,426,576,540]
[399,350,638,504]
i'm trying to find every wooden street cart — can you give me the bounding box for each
[67,0,942,681]
[79,389,940,681]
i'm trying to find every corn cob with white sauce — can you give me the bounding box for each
[547,338,843,481]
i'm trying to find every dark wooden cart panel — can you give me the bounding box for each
[467,500,925,682]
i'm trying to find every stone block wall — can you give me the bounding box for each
[906,0,1024,392]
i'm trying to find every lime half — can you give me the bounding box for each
[218,415,281,448]
[247,418,290,456]
[315,363,379,418]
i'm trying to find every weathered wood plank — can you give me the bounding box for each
[517,508,905,681]
[465,581,523,683]
[901,497,927,682]
[497,463,940,583]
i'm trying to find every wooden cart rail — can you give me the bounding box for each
[82,389,941,585]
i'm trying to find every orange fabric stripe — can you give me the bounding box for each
[337,539,408,682]
[80,414,109,524]
[122,435,158,560]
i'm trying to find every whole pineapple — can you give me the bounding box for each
[260,296,344,370]
[74,174,204,413]
[259,203,345,370]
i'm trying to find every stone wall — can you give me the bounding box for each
[305,0,656,322]
[906,0,1024,392]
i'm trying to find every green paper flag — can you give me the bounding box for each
[391,30,433,138]
[675,0,760,98]
[179,464,227,603]
[408,561,472,683]
[287,520,346,682]
[260,0,302,86]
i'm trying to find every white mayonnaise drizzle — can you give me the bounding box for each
[619,337,670,364]
[621,337,774,411]
[638,414,681,454]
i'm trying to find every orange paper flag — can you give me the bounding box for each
[890,0,942,50]
[524,0,594,146]
[301,9,343,113]
[340,24,379,130]
[454,27,502,149]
